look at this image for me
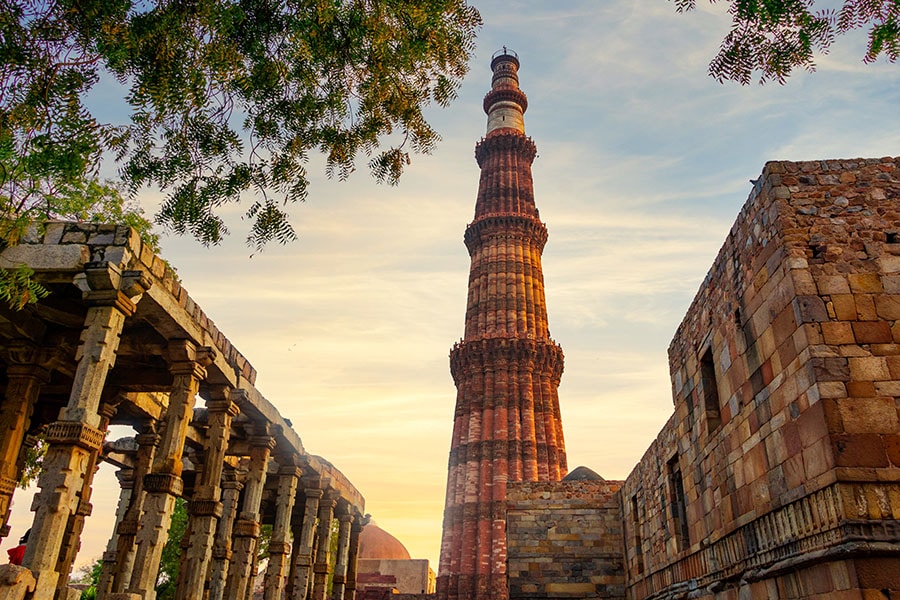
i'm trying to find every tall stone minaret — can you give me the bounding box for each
[437,49,567,600]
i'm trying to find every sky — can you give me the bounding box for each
[5,0,900,575]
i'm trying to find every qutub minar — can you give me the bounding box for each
[437,49,567,600]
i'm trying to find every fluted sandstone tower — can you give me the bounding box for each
[437,49,567,600]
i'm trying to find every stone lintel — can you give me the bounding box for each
[0,244,89,272]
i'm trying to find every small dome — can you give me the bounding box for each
[358,521,411,560]
[563,466,604,481]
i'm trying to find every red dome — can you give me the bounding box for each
[358,521,411,560]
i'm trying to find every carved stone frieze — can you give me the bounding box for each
[44,422,105,451]
[233,519,261,539]
[188,500,223,518]
[142,473,183,496]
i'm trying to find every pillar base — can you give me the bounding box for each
[0,565,35,600]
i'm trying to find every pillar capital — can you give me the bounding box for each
[304,488,325,500]
[278,465,303,479]
[206,398,240,417]
[166,340,215,377]
[250,435,277,450]
[267,541,291,555]
[99,400,120,421]
[5,342,59,380]
[73,263,151,316]
[116,517,138,536]
[135,431,160,448]
[233,518,261,539]
[248,436,276,470]
[320,490,339,508]
[115,468,136,489]
[166,339,215,363]
[222,479,243,492]
[211,545,232,561]
[229,387,249,405]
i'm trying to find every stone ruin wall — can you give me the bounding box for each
[506,480,625,600]
[619,157,900,599]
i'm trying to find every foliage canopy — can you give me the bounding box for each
[671,0,900,83]
[1,0,481,250]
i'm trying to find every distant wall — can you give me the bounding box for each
[506,480,625,599]
[357,559,434,594]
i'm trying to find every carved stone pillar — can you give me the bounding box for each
[97,467,135,597]
[56,400,119,600]
[344,518,362,600]
[175,389,239,600]
[289,488,323,600]
[224,434,274,600]
[311,492,337,600]
[23,264,148,600]
[0,343,52,540]
[171,447,202,597]
[127,340,214,600]
[107,425,159,596]
[263,463,301,600]
[330,511,353,600]
[284,521,301,599]
[208,470,242,600]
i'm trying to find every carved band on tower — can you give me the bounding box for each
[437,49,567,600]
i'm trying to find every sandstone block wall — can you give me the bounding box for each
[620,158,900,599]
[506,480,625,599]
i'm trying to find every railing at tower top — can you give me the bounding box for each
[492,46,518,60]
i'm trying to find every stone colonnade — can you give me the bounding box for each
[0,222,365,600]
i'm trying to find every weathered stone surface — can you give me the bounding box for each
[619,157,900,600]
[507,480,624,600]
[0,244,89,271]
